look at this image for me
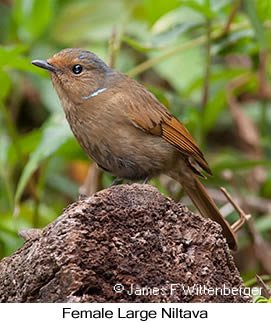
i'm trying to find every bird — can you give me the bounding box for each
[32,48,237,250]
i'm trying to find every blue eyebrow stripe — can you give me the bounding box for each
[81,88,107,100]
[79,54,86,59]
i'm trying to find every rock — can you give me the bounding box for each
[0,184,251,303]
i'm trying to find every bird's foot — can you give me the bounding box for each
[143,177,149,184]
[109,177,121,187]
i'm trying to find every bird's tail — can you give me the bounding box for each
[180,175,237,250]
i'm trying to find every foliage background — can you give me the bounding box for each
[0,0,271,297]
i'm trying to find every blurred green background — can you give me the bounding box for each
[0,0,271,299]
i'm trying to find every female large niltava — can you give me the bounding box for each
[32,48,237,250]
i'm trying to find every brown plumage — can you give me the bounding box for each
[32,48,237,250]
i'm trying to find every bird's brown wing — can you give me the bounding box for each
[124,85,212,175]
[117,78,237,249]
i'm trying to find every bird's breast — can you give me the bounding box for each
[64,106,176,180]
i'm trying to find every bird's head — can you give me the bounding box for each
[32,48,113,106]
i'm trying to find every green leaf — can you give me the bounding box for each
[210,0,233,13]
[262,173,271,198]
[0,230,24,258]
[244,0,266,49]
[0,135,13,211]
[152,21,203,47]
[0,70,11,100]
[0,2,12,43]
[14,114,72,205]
[256,215,271,233]
[7,129,42,166]
[13,0,53,42]
[244,275,271,287]
[256,0,271,22]
[212,157,271,173]
[53,0,125,44]
[180,0,214,19]
[46,172,78,199]
[152,5,204,35]
[212,30,254,55]
[186,68,245,95]
[0,46,45,74]
[148,35,204,92]
[122,36,155,53]
[255,296,271,303]
[202,89,226,132]
[143,0,180,25]
[32,78,63,113]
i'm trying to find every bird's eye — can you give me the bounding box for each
[72,64,83,74]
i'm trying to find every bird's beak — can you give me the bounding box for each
[31,60,58,72]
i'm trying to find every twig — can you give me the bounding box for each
[128,34,207,77]
[202,19,212,108]
[258,51,271,99]
[127,20,271,77]
[220,187,251,232]
[206,188,271,214]
[108,26,119,69]
[256,275,271,299]
[226,73,262,157]
[220,170,271,273]
[222,0,241,35]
